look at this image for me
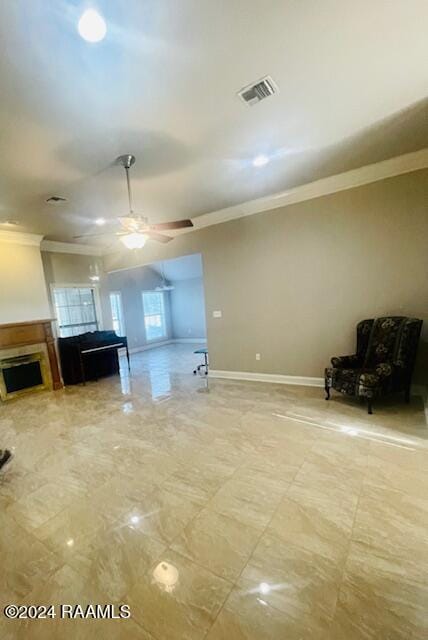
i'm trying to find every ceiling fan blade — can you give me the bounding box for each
[73,231,113,239]
[149,219,193,231]
[146,231,173,244]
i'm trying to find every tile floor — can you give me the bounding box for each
[0,343,427,639]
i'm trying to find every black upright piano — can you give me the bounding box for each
[58,330,130,385]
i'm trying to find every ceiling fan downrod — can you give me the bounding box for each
[117,154,136,215]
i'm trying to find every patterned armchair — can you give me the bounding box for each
[325,317,422,414]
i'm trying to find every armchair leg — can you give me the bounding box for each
[325,383,330,400]
[367,398,373,415]
[405,387,410,403]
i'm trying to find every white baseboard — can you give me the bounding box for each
[210,373,428,420]
[209,369,324,388]
[129,338,207,354]
[129,340,174,354]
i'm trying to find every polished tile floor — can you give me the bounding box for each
[0,343,427,639]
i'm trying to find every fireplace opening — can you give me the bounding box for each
[0,351,51,400]
[3,358,43,393]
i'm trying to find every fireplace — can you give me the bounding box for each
[0,319,62,401]
[0,345,52,401]
[3,356,43,392]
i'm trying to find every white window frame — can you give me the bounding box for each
[142,290,167,342]
[50,283,103,338]
[109,291,126,337]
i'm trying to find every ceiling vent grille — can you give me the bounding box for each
[238,76,278,106]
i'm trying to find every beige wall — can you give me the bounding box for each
[0,242,50,324]
[170,277,207,340]
[104,169,428,384]
[41,251,110,329]
[41,251,104,285]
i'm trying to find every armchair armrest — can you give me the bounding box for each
[359,362,394,392]
[331,354,361,368]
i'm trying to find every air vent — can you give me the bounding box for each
[46,196,67,204]
[238,75,278,106]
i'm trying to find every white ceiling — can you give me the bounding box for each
[152,253,203,282]
[0,0,427,243]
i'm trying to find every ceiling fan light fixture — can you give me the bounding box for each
[155,262,174,291]
[155,284,174,291]
[120,232,147,250]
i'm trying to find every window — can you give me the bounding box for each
[53,287,98,337]
[142,291,166,341]
[109,291,125,336]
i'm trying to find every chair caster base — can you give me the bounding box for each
[194,368,208,376]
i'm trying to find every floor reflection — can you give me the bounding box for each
[1,343,426,640]
[149,370,172,401]
[152,561,179,593]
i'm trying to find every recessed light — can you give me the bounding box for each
[95,217,106,226]
[78,9,107,43]
[253,154,269,167]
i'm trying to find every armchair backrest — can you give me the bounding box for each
[394,318,423,374]
[362,316,422,373]
[356,319,374,360]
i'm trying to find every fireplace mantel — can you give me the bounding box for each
[0,319,62,390]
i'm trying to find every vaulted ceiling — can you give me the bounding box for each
[152,253,203,282]
[0,0,427,243]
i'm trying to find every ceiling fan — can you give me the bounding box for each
[75,154,193,248]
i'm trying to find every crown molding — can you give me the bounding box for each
[192,148,428,231]
[0,230,44,247]
[40,240,104,256]
[23,148,427,255]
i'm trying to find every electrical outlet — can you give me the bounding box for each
[255,353,261,360]
[213,310,222,318]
